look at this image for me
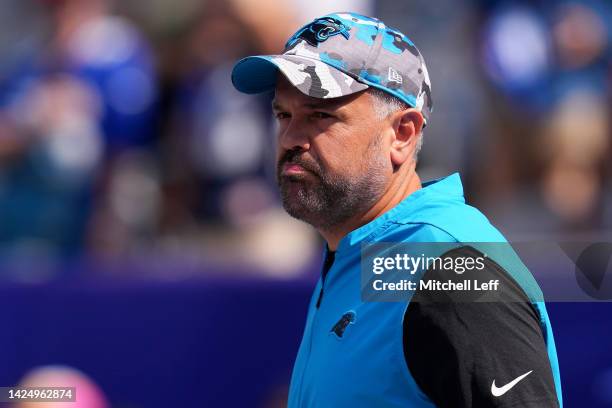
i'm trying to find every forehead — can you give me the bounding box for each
[272,74,369,110]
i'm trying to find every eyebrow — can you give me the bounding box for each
[272,99,343,111]
[271,100,283,111]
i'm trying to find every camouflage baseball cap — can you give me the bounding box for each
[231,12,433,123]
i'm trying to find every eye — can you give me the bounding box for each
[275,111,291,120]
[312,111,334,119]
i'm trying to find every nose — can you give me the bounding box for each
[278,117,311,153]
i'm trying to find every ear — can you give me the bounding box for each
[389,109,424,167]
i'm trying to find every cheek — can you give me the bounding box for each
[361,136,392,175]
[310,136,348,174]
[320,147,368,180]
[316,130,364,167]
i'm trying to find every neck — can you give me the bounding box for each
[320,169,422,251]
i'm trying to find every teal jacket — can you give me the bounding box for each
[287,173,562,407]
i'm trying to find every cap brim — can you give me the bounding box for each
[231,55,368,99]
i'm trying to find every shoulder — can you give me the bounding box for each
[391,200,507,243]
[402,246,560,408]
[375,221,459,243]
[376,201,504,244]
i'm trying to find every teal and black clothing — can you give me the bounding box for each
[287,173,562,408]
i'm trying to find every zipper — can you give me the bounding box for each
[316,250,336,309]
[295,249,336,406]
[315,287,324,308]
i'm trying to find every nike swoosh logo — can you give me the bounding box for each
[491,370,533,397]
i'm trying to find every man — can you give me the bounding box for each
[232,12,562,408]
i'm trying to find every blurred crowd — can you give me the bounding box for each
[0,0,609,278]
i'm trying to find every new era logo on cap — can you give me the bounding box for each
[231,12,433,123]
[388,67,403,84]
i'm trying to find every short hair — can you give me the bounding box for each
[368,88,424,159]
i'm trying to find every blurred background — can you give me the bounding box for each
[0,0,609,406]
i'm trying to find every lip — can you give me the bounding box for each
[282,163,310,176]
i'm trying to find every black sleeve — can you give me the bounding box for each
[403,246,560,408]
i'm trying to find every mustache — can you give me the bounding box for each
[277,150,321,176]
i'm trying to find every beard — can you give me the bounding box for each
[276,141,388,231]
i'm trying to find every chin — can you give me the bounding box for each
[280,195,321,226]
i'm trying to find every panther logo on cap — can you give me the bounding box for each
[285,17,351,49]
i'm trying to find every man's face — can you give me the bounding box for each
[273,76,392,230]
